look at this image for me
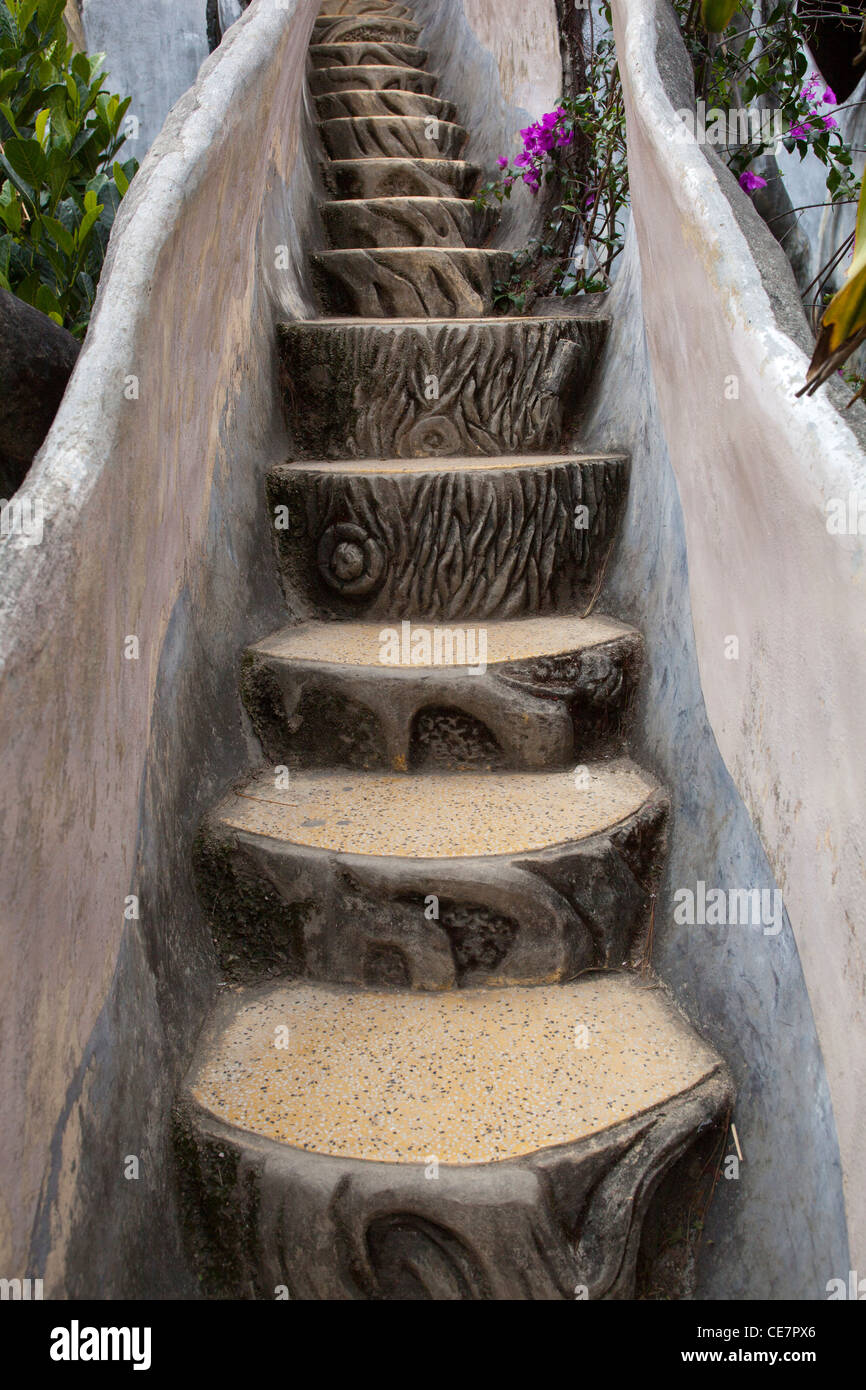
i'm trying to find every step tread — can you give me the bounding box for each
[274,451,625,474]
[187,975,722,1165]
[249,614,640,670]
[281,313,607,329]
[216,760,657,858]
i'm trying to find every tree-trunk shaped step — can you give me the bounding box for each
[278,318,609,459]
[309,64,437,96]
[323,156,479,199]
[309,42,428,70]
[319,116,468,161]
[176,975,732,1299]
[314,90,456,122]
[311,248,511,317]
[194,762,668,988]
[319,0,414,16]
[313,16,421,46]
[321,196,491,249]
[267,454,628,620]
[242,614,643,771]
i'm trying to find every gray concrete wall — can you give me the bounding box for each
[0,0,321,1297]
[606,0,866,1283]
[80,0,211,159]
[583,230,849,1298]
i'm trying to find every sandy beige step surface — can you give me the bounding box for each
[215,760,656,858]
[186,974,724,1165]
[283,450,625,475]
[248,613,638,669]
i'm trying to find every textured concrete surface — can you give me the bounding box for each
[0,0,322,1297]
[610,0,865,1281]
[189,976,723,1163]
[80,1,211,159]
[251,613,635,665]
[218,761,656,856]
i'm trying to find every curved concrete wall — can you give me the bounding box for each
[0,0,321,1296]
[609,0,866,1280]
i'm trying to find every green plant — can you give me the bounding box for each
[475,5,628,311]
[0,0,137,337]
[676,0,860,204]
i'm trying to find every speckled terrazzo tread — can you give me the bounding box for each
[241,614,644,772]
[216,761,657,858]
[194,764,669,989]
[184,975,727,1166]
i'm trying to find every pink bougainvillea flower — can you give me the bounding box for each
[789,121,812,139]
[556,129,574,147]
[821,86,837,106]
[822,115,839,130]
[739,170,768,193]
[497,156,509,169]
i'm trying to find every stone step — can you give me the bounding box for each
[310,248,512,318]
[323,156,479,199]
[309,64,437,97]
[242,614,644,771]
[319,115,468,162]
[277,317,610,460]
[321,196,491,249]
[267,453,628,622]
[313,16,421,46]
[309,41,428,71]
[176,974,732,1298]
[318,0,414,16]
[314,90,456,122]
[194,761,668,988]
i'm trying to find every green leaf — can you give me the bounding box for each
[0,135,45,194]
[78,199,102,245]
[42,211,72,255]
[112,159,129,196]
[16,0,40,34]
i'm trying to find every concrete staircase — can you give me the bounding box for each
[175,0,733,1300]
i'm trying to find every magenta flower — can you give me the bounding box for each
[497,156,509,169]
[789,121,812,140]
[822,115,838,130]
[739,171,768,193]
[822,86,837,106]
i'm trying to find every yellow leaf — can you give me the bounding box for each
[801,179,866,401]
[701,0,741,34]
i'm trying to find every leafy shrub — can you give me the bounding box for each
[0,0,137,337]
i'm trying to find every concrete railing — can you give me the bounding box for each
[612,0,866,1274]
[0,0,320,1295]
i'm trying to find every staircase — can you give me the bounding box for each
[175,0,733,1300]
